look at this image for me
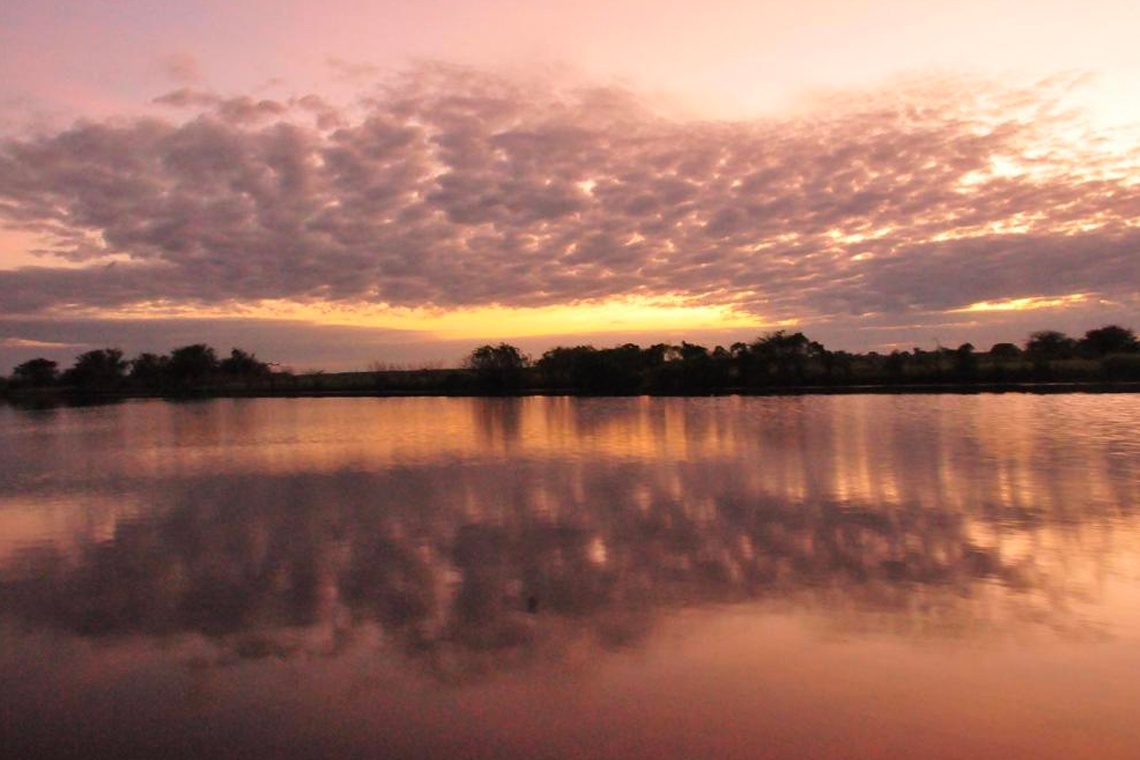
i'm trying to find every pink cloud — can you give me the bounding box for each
[0,66,1136,328]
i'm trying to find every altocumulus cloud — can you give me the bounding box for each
[0,64,1137,323]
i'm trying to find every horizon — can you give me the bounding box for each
[7,321,1133,378]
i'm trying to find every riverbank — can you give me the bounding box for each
[6,379,1140,405]
[9,331,1140,402]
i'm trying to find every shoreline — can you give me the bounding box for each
[5,380,1140,404]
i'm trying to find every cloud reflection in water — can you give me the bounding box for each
[1,395,1136,681]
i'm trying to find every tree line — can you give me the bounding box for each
[5,344,273,393]
[464,325,1140,392]
[4,325,1139,396]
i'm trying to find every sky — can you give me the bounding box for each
[1,0,1139,371]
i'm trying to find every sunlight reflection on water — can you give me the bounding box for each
[1,395,1139,759]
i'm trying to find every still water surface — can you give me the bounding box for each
[2,395,1139,759]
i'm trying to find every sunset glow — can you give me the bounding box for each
[2,0,1139,369]
[954,293,1091,313]
[6,6,1140,758]
[86,295,766,339]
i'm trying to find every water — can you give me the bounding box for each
[1,395,1139,759]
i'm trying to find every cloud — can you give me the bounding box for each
[326,56,383,82]
[156,53,202,85]
[152,87,222,108]
[153,88,289,124]
[2,435,1115,662]
[0,65,1137,329]
[0,337,86,349]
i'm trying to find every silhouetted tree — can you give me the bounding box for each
[953,343,977,378]
[1025,330,1076,359]
[989,343,1021,359]
[536,346,588,389]
[219,348,271,379]
[642,343,672,368]
[129,353,170,388]
[61,348,127,389]
[1079,325,1137,356]
[754,331,812,357]
[10,325,1139,400]
[167,344,219,385]
[605,344,653,390]
[11,358,59,388]
[986,342,1022,381]
[1103,354,1140,380]
[678,342,708,361]
[883,351,908,381]
[751,331,816,384]
[821,349,854,383]
[649,341,730,392]
[466,343,529,391]
[536,343,666,393]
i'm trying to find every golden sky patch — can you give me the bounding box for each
[83,295,767,340]
[952,293,1089,313]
